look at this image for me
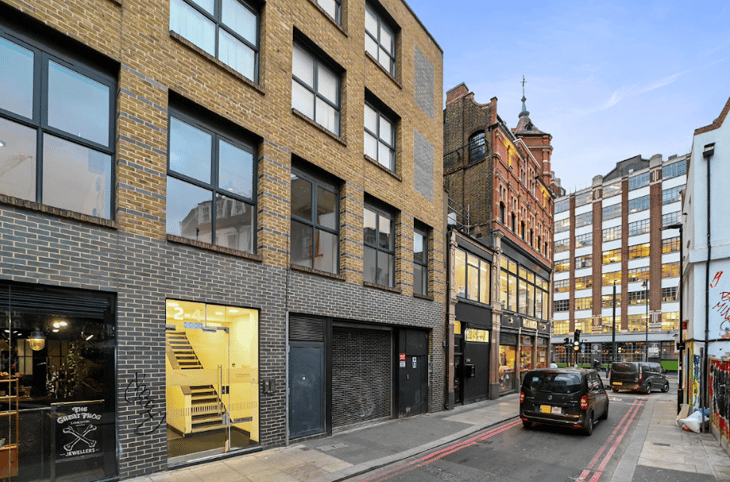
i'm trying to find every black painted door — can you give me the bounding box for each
[289,342,325,438]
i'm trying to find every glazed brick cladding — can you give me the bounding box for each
[0,0,444,478]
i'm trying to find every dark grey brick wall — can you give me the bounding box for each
[414,130,435,201]
[414,46,435,118]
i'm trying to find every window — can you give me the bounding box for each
[521,221,526,239]
[603,249,621,265]
[500,202,506,224]
[602,294,621,307]
[575,276,592,290]
[469,131,486,163]
[575,297,592,311]
[365,4,396,76]
[292,42,340,135]
[602,203,621,221]
[628,314,647,332]
[629,171,650,190]
[554,260,569,273]
[170,0,259,81]
[364,203,395,287]
[364,101,396,171]
[603,225,622,242]
[604,182,621,198]
[662,312,679,330]
[555,198,569,214]
[316,0,341,24]
[627,267,650,283]
[662,236,680,254]
[662,262,680,278]
[166,104,256,252]
[662,211,681,228]
[575,212,592,228]
[628,242,650,259]
[0,31,115,218]
[662,286,678,302]
[500,258,518,312]
[512,213,517,232]
[455,248,490,303]
[554,279,570,292]
[628,290,648,305]
[575,191,592,207]
[628,219,650,236]
[554,299,569,312]
[291,166,339,273]
[555,218,570,233]
[553,320,569,335]
[602,316,621,333]
[413,225,429,296]
[628,195,650,213]
[663,160,687,180]
[575,255,592,269]
[574,319,591,334]
[554,238,569,253]
[662,185,685,205]
[575,233,592,248]
[602,271,621,286]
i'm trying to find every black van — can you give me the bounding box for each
[520,368,608,435]
[609,362,669,393]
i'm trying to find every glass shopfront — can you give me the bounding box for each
[519,336,533,381]
[165,300,259,465]
[499,344,516,393]
[0,282,116,482]
[536,337,548,368]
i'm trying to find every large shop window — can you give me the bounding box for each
[170,0,260,82]
[0,29,115,218]
[291,164,339,273]
[165,299,259,464]
[0,282,116,482]
[166,101,257,252]
[292,41,341,135]
[455,248,489,304]
[363,202,395,287]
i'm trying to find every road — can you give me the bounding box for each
[348,389,669,482]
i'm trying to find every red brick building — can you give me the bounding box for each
[444,83,555,404]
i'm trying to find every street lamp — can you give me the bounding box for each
[662,221,683,413]
[642,279,649,362]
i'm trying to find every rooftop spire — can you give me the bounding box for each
[519,75,530,118]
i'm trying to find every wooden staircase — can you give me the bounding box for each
[166,331,227,434]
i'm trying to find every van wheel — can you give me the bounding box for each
[522,420,534,429]
[584,412,594,435]
[661,381,669,393]
[645,382,652,394]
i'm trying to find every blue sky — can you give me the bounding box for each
[411,0,730,192]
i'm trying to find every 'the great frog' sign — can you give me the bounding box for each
[56,404,103,459]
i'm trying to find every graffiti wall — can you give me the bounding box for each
[709,263,730,359]
[687,341,700,410]
[710,358,730,450]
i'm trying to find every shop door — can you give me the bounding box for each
[166,301,259,465]
[289,343,325,438]
[398,355,428,417]
[463,341,490,403]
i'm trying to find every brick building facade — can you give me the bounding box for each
[443,83,554,404]
[0,0,444,479]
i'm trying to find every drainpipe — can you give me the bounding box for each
[702,142,715,432]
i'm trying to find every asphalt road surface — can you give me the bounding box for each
[350,391,656,482]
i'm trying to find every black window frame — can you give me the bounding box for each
[554,299,569,312]
[292,38,342,135]
[364,2,397,77]
[290,163,340,274]
[363,201,396,287]
[166,100,258,252]
[0,25,117,219]
[364,97,397,171]
[413,223,429,297]
[468,131,486,164]
[170,0,261,82]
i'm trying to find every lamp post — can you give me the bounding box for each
[662,222,683,413]
[642,279,649,362]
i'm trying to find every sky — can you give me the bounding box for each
[410,0,730,193]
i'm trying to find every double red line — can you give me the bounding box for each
[360,418,523,482]
[575,399,646,482]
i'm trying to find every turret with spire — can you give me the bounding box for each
[512,76,554,189]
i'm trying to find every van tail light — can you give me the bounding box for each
[520,391,525,404]
[580,395,588,410]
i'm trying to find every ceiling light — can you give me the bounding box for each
[59,321,68,327]
[29,328,46,351]
[229,309,239,313]
[167,301,179,307]
[52,329,59,333]
[86,334,94,341]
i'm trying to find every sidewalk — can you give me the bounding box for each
[128,387,730,482]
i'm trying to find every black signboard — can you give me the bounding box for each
[55,402,103,459]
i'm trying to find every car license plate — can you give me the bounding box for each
[540,405,562,415]
[613,382,622,386]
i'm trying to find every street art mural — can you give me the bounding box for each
[710,358,730,447]
[687,342,700,410]
[709,266,730,347]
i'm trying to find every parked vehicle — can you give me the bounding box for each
[520,368,609,435]
[610,362,669,393]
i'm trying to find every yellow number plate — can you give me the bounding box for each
[540,405,551,413]
[613,382,622,386]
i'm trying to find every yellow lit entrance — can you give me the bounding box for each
[165,300,259,464]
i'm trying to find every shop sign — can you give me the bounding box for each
[56,403,103,459]
[522,319,537,330]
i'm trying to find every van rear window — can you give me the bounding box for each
[523,373,582,393]
[612,363,637,373]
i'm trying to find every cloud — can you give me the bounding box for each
[573,71,683,115]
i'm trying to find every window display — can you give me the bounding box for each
[499,345,516,392]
